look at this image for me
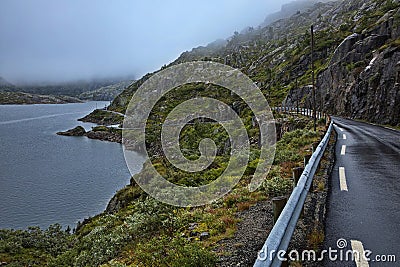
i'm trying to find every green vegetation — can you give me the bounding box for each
[79,109,124,125]
[1,109,324,266]
[0,224,71,266]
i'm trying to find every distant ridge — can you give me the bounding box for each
[0,77,134,101]
[261,0,335,27]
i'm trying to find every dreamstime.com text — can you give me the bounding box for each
[257,238,396,263]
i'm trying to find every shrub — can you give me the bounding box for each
[133,236,217,266]
[263,176,292,197]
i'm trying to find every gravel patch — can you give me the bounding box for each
[216,200,274,267]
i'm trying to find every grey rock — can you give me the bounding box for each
[200,232,210,240]
[188,222,198,231]
[317,16,400,125]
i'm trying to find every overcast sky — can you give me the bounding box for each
[0,0,290,84]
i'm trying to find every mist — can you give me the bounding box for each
[0,0,291,85]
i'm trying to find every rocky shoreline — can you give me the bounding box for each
[57,125,122,143]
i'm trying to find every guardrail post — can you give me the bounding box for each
[319,133,325,142]
[293,167,305,218]
[312,142,319,153]
[292,167,304,188]
[272,196,288,225]
[304,154,311,167]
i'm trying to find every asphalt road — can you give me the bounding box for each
[322,117,400,267]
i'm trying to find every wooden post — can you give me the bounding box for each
[272,196,288,225]
[293,167,305,218]
[304,154,312,167]
[312,142,319,153]
[281,257,289,267]
[292,167,304,188]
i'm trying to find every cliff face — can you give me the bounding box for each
[317,6,400,125]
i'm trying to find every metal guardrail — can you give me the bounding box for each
[254,120,334,267]
[273,106,327,120]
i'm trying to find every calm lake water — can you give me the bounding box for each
[0,102,145,230]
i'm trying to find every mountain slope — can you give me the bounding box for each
[260,0,334,27]
[108,0,399,126]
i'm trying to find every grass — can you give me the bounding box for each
[307,228,325,250]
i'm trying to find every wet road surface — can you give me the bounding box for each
[322,117,400,266]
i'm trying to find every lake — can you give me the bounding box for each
[0,102,145,230]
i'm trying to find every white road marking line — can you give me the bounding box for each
[339,167,348,191]
[341,145,346,155]
[343,134,347,140]
[339,127,344,132]
[351,240,370,267]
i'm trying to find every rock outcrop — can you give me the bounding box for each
[85,127,122,143]
[57,126,86,136]
[57,125,122,143]
[281,1,400,126]
[317,7,400,125]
